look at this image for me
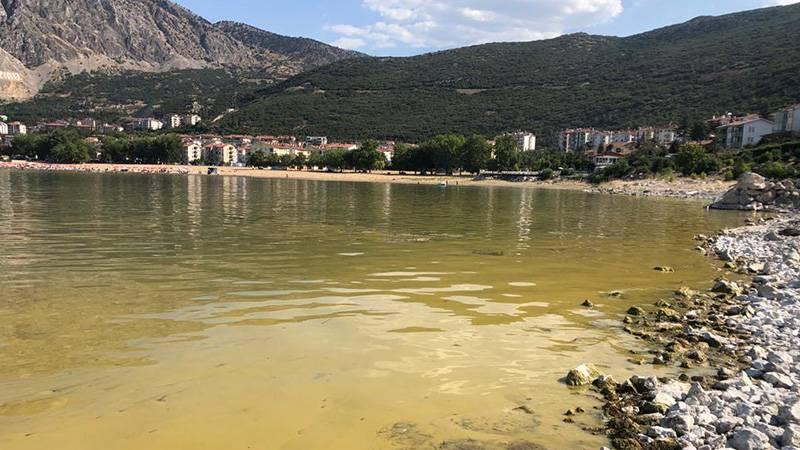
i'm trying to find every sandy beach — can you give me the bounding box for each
[0,160,735,201]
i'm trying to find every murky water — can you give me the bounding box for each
[0,170,745,449]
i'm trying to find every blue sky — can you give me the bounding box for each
[177,0,797,56]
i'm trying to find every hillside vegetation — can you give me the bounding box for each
[218,4,800,142]
[3,69,265,124]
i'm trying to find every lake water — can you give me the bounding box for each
[0,170,744,449]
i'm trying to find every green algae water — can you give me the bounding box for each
[0,170,745,449]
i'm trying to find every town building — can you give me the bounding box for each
[508,132,537,151]
[321,143,359,152]
[184,140,203,164]
[558,129,593,152]
[306,136,328,146]
[183,114,201,127]
[99,123,124,134]
[591,131,613,151]
[7,121,27,135]
[637,128,656,142]
[774,103,800,134]
[718,117,775,149]
[203,143,238,166]
[593,153,624,170]
[656,129,677,146]
[75,118,97,130]
[132,118,164,131]
[167,114,182,129]
[0,121,7,135]
[612,130,637,145]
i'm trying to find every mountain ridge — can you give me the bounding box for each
[216,3,800,142]
[0,0,361,100]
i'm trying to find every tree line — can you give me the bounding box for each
[5,129,187,164]
[248,140,389,172]
[591,140,800,183]
[246,135,594,175]
[392,135,592,174]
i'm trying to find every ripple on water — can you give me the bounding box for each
[394,284,494,295]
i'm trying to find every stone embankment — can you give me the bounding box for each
[711,173,800,211]
[567,214,800,450]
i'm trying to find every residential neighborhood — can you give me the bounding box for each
[1,101,799,172]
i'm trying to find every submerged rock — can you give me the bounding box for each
[627,306,645,316]
[565,363,602,386]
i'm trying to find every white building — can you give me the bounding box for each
[593,153,623,170]
[134,118,163,131]
[0,122,7,135]
[306,136,328,146]
[203,143,238,166]
[167,114,182,129]
[718,117,774,149]
[184,141,203,163]
[774,103,800,134]
[591,131,613,151]
[7,121,26,135]
[508,132,537,151]
[558,129,593,152]
[656,129,677,146]
[183,114,202,127]
[612,130,637,145]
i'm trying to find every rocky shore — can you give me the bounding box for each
[568,213,800,450]
[588,178,735,201]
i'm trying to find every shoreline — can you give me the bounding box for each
[591,213,800,450]
[0,161,734,202]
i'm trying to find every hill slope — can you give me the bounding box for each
[0,48,33,100]
[215,21,364,71]
[219,4,800,143]
[0,0,360,100]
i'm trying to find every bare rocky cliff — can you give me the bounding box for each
[0,0,361,101]
[0,47,34,100]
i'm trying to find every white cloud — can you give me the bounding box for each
[769,0,799,4]
[329,0,624,52]
[332,37,368,49]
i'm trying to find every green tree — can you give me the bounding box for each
[51,140,91,163]
[428,135,465,174]
[349,140,385,172]
[460,135,491,174]
[322,149,347,171]
[674,143,722,176]
[291,153,307,169]
[494,135,521,171]
[247,150,270,168]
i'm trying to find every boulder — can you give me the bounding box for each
[780,399,800,424]
[565,363,602,386]
[662,412,694,436]
[784,425,800,447]
[711,279,743,295]
[627,306,645,316]
[739,172,767,190]
[728,427,770,450]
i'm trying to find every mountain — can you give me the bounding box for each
[215,21,364,71]
[0,0,360,100]
[216,3,800,143]
[0,48,33,100]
